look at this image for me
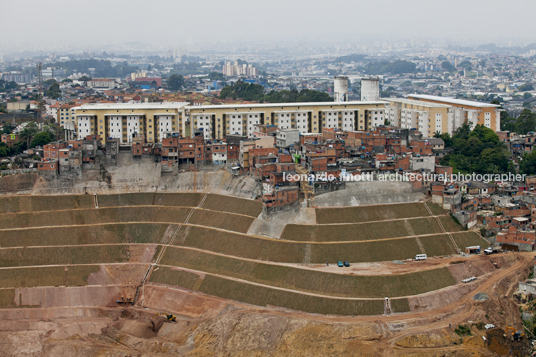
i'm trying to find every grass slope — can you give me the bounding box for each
[0,245,138,267]
[281,218,442,242]
[177,226,454,263]
[189,210,255,233]
[452,232,489,249]
[0,206,190,229]
[439,216,465,232]
[0,195,94,214]
[149,267,410,316]
[160,247,457,298]
[0,223,172,247]
[316,203,431,224]
[202,194,262,217]
[0,265,100,288]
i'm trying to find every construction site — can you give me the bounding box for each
[0,168,535,356]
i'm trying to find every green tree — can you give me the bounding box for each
[515,109,536,134]
[362,60,417,75]
[166,74,185,90]
[519,83,534,92]
[521,150,536,175]
[441,61,456,72]
[2,123,14,134]
[440,124,509,175]
[0,144,7,157]
[5,81,18,90]
[45,81,62,99]
[19,122,38,149]
[208,72,225,81]
[458,60,472,70]
[30,131,54,148]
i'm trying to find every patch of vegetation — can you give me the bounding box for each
[219,81,333,102]
[439,124,513,175]
[361,60,417,75]
[454,324,472,336]
[473,322,484,330]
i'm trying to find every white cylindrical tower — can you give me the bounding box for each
[334,75,348,102]
[361,77,380,101]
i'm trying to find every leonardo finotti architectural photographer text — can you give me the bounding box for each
[282,172,526,183]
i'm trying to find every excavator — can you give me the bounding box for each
[154,313,177,322]
[504,326,524,341]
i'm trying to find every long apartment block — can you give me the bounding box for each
[73,101,387,145]
[70,95,500,146]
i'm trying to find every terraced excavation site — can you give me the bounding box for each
[0,193,533,356]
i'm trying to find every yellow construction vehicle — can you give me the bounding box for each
[505,326,524,341]
[154,313,176,322]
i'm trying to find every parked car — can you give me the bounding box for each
[343,261,350,267]
[337,261,344,267]
[462,276,477,283]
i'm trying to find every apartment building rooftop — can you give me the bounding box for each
[73,102,189,111]
[391,98,451,108]
[185,100,388,110]
[408,94,501,108]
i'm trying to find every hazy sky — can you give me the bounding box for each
[1,0,536,51]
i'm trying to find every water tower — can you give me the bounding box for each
[361,77,380,101]
[334,75,348,102]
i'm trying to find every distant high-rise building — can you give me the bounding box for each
[223,62,258,77]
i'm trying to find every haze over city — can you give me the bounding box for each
[2,0,536,54]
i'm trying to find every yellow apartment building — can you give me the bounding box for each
[72,103,188,145]
[72,101,388,144]
[385,99,452,137]
[407,94,501,133]
[188,101,388,140]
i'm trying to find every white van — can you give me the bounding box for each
[415,254,427,261]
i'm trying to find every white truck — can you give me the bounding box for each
[484,247,499,255]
